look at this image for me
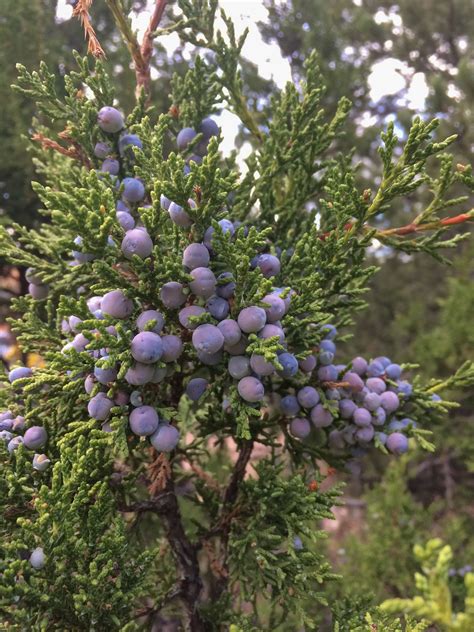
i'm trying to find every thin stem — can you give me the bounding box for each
[375,210,473,238]
[105,0,168,102]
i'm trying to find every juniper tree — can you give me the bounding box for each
[0,1,473,630]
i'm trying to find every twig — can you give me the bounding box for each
[139,0,168,96]
[31,132,91,168]
[105,0,168,101]
[375,210,473,238]
[73,0,105,58]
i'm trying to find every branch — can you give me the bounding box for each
[375,210,473,238]
[119,472,205,630]
[105,0,168,101]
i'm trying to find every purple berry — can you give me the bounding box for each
[250,354,275,376]
[343,371,365,392]
[101,290,134,319]
[261,294,286,322]
[380,391,400,413]
[317,365,338,382]
[203,219,235,250]
[297,386,319,409]
[237,376,265,403]
[320,339,336,354]
[217,319,241,345]
[150,423,180,452]
[136,310,164,334]
[8,367,32,383]
[177,127,197,151]
[121,228,153,259]
[131,332,163,364]
[101,158,120,175]
[169,202,193,227]
[290,417,311,439]
[29,283,49,299]
[94,141,111,158]
[318,349,334,365]
[186,377,209,402]
[29,547,46,569]
[183,243,210,270]
[280,395,300,417]
[356,425,375,443]
[179,305,206,329]
[373,407,386,426]
[385,363,402,380]
[32,454,51,472]
[125,363,155,386]
[328,429,345,450]
[23,426,48,450]
[277,352,298,378]
[396,381,413,397]
[8,436,24,453]
[228,355,251,379]
[258,324,285,344]
[386,432,409,455]
[94,361,118,384]
[161,335,183,362]
[366,377,386,394]
[25,267,41,284]
[237,306,266,333]
[88,393,114,420]
[299,355,317,373]
[186,378,208,401]
[374,356,391,368]
[97,106,124,133]
[71,333,89,351]
[0,430,13,442]
[364,392,382,411]
[353,408,372,427]
[129,406,159,436]
[189,267,216,299]
[117,211,135,231]
[197,349,223,366]
[122,178,145,203]
[161,282,187,308]
[216,272,236,299]
[321,324,337,340]
[206,296,230,321]
[118,133,142,157]
[254,254,280,279]
[367,360,385,377]
[224,335,248,356]
[192,324,224,355]
[351,356,368,375]
[310,404,333,428]
[200,118,219,140]
[160,194,171,210]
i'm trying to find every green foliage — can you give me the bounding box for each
[381,539,474,631]
[0,2,473,630]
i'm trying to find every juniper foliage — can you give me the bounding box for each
[0,1,473,629]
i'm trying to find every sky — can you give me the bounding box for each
[56,0,429,156]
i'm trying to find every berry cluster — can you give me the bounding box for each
[275,328,422,455]
[23,104,429,463]
[1,369,49,470]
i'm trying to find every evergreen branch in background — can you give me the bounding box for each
[381,539,474,631]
